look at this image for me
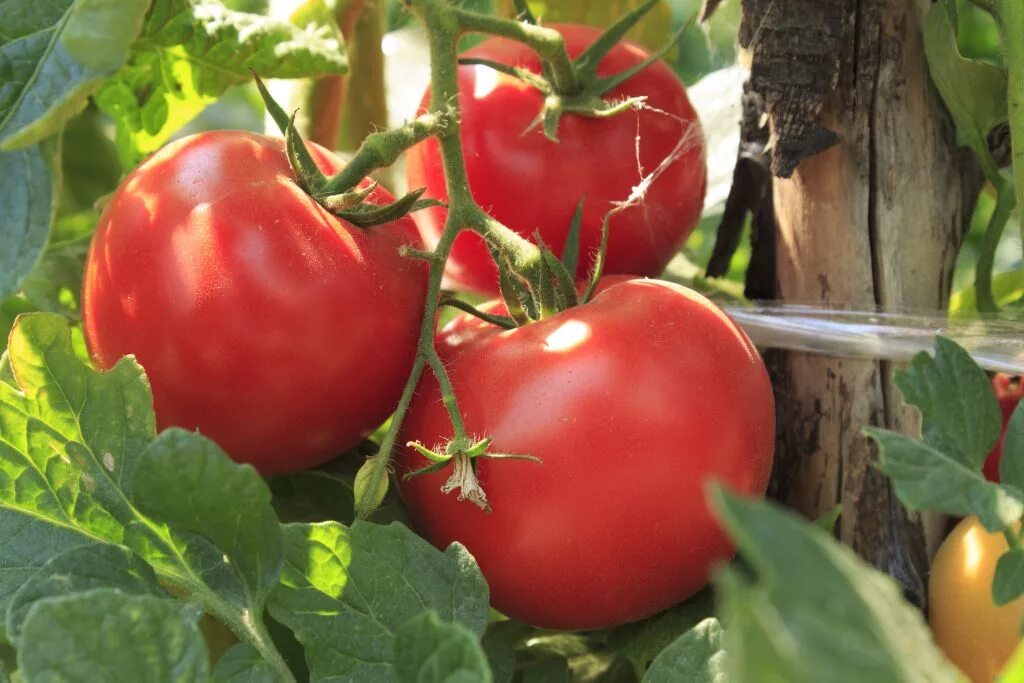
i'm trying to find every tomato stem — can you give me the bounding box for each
[356,0,631,518]
[320,110,455,194]
[452,6,581,95]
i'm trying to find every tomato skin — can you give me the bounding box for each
[397,279,775,629]
[82,131,427,475]
[930,516,1024,682]
[983,375,1023,482]
[407,24,707,294]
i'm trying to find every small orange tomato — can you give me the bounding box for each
[930,516,1024,682]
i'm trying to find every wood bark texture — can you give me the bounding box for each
[738,0,981,607]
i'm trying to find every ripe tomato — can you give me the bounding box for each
[406,24,707,294]
[397,278,775,629]
[930,516,1024,682]
[983,375,1023,482]
[82,131,426,475]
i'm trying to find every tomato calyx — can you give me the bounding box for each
[253,73,442,227]
[460,0,689,141]
[405,436,541,512]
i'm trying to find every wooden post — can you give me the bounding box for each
[736,0,980,606]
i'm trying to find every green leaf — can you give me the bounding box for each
[60,106,121,212]
[130,428,284,612]
[642,618,725,683]
[923,1,1008,181]
[5,543,161,643]
[0,140,61,299]
[0,312,154,544]
[894,337,1001,470]
[994,548,1024,606]
[0,313,289,668]
[18,589,209,683]
[394,611,493,683]
[1003,402,1024,492]
[212,644,277,683]
[97,0,348,164]
[481,621,522,683]
[605,590,715,677]
[268,521,490,681]
[712,488,964,683]
[0,0,150,150]
[270,466,355,524]
[867,427,1024,531]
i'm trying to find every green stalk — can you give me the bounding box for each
[338,0,389,152]
[453,7,581,94]
[355,0,551,517]
[974,179,1016,313]
[1001,0,1024,228]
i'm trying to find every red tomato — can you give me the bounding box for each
[983,375,1023,482]
[407,24,707,294]
[82,131,426,475]
[397,278,775,629]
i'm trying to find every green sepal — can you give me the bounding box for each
[458,58,551,94]
[494,248,539,325]
[403,460,454,481]
[285,111,328,194]
[582,214,612,303]
[561,198,585,278]
[573,0,663,81]
[252,71,290,137]
[407,440,451,464]
[318,180,380,212]
[592,21,691,94]
[535,237,557,318]
[334,189,441,228]
[537,234,578,311]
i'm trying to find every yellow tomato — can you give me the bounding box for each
[930,516,1024,682]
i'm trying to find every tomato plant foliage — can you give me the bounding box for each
[2,0,1024,681]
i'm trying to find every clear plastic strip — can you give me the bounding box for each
[725,303,1024,374]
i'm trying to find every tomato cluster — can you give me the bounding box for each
[79,23,773,630]
[407,24,707,294]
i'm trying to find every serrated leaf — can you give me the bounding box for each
[130,428,283,612]
[642,618,725,683]
[6,543,161,643]
[712,488,964,683]
[0,312,154,544]
[97,0,348,164]
[867,427,1024,531]
[1003,403,1024,493]
[212,644,277,683]
[0,313,289,666]
[894,337,1001,470]
[994,548,1024,606]
[18,589,209,683]
[0,140,61,299]
[605,590,714,677]
[0,0,150,150]
[923,2,1007,180]
[394,611,493,683]
[268,521,490,682]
